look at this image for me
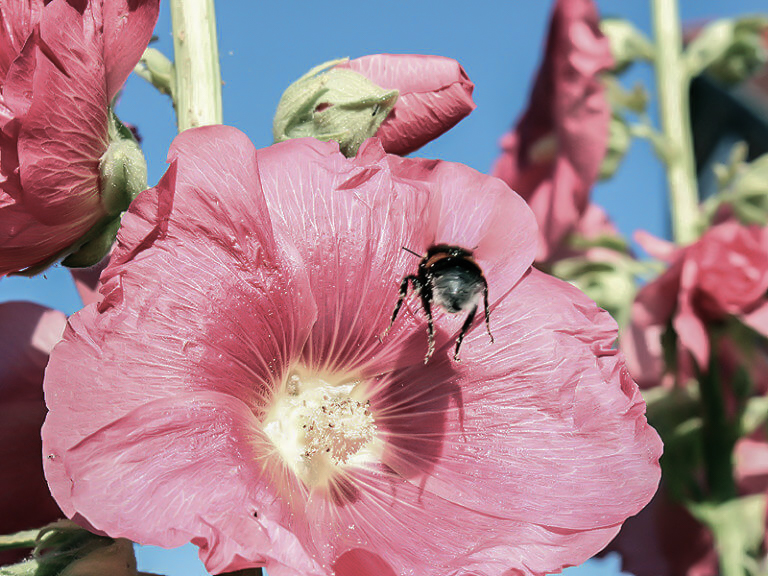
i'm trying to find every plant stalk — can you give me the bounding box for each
[169,0,222,131]
[651,0,700,245]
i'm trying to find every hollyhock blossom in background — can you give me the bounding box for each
[492,0,613,262]
[0,0,159,276]
[273,54,475,157]
[0,302,65,563]
[624,221,768,387]
[339,54,476,155]
[43,127,661,576]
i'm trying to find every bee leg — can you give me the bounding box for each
[483,281,494,344]
[379,275,418,343]
[422,292,435,364]
[454,304,478,362]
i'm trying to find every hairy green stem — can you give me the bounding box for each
[651,0,700,245]
[169,0,222,131]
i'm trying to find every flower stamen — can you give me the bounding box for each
[262,371,379,488]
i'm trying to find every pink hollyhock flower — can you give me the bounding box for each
[339,54,475,155]
[624,222,768,387]
[43,127,661,576]
[0,302,65,562]
[0,0,159,276]
[492,0,613,262]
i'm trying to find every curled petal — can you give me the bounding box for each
[342,54,475,155]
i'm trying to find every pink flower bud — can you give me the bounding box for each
[340,54,476,155]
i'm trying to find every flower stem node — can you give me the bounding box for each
[263,371,379,488]
[273,59,399,158]
[63,112,148,268]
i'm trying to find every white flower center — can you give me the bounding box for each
[262,371,379,487]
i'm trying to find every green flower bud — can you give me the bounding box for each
[685,17,768,84]
[599,114,632,180]
[0,521,140,576]
[273,58,399,157]
[64,111,147,268]
[552,255,636,327]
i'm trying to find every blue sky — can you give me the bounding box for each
[3,1,767,574]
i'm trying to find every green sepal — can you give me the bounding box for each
[61,216,122,268]
[701,144,768,230]
[63,110,147,269]
[599,114,632,180]
[600,18,655,73]
[273,58,399,157]
[0,530,39,552]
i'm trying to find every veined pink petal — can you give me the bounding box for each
[492,0,612,262]
[342,54,475,155]
[102,0,160,101]
[0,0,44,78]
[44,126,317,518]
[0,302,65,551]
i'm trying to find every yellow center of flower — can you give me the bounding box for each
[262,371,379,488]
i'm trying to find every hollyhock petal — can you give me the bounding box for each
[635,229,677,262]
[492,0,613,262]
[102,0,160,101]
[44,126,317,516]
[674,258,710,370]
[15,0,108,222]
[0,0,44,78]
[376,269,660,529]
[0,302,65,540]
[54,392,323,576]
[621,313,667,389]
[606,490,718,576]
[735,437,768,494]
[288,269,659,574]
[256,137,432,371]
[342,54,475,155]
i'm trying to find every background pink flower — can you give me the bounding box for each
[0,0,159,276]
[0,301,65,563]
[492,0,613,262]
[625,222,768,386]
[339,54,476,156]
[43,127,660,576]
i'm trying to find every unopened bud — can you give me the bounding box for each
[273,58,398,157]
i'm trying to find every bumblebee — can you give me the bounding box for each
[381,244,493,363]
